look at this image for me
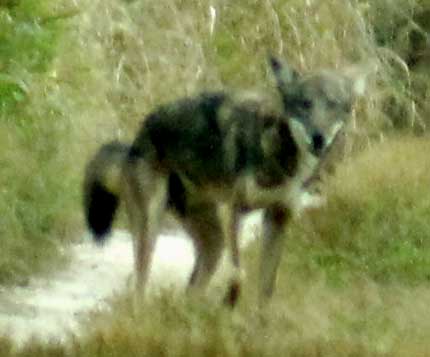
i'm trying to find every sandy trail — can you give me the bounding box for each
[0,212,262,346]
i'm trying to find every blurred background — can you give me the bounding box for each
[1,0,430,355]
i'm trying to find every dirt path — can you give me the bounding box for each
[0,212,262,346]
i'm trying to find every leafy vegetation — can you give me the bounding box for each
[0,0,69,284]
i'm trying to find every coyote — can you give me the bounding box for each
[83,56,366,306]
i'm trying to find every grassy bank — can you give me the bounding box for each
[0,0,119,284]
[0,0,71,284]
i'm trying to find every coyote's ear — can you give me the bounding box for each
[268,55,283,74]
[268,55,299,86]
[343,62,377,98]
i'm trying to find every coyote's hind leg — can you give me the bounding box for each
[122,159,168,301]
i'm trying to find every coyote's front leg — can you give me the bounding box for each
[223,204,242,307]
[259,205,291,305]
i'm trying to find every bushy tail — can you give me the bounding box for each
[83,141,130,243]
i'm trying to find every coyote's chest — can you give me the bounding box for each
[243,150,319,210]
[202,150,319,210]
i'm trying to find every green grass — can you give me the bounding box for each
[0,0,117,284]
[1,0,430,354]
[297,136,430,286]
[0,0,71,284]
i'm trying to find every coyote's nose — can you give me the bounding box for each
[311,133,325,155]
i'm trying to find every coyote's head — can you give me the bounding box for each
[269,56,367,158]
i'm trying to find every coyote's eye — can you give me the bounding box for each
[299,99,312,110]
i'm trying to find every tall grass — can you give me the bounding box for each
[1,0,430,354]
[0,0,70,283]
[1,0,428,284]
